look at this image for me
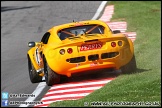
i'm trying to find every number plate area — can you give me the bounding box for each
[80,43,102,51]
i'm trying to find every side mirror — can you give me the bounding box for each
[28,41,35,47]
[113,30,121,34]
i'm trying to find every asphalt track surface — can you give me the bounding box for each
[1,1,108,107]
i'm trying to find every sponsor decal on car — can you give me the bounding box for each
[80,43,102,51]
[90,62,99,67]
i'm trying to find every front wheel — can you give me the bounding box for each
[27,55,42,83]
[43,57,60,86]
[120,55,137,74]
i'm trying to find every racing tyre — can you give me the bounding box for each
[120,55,137,74]
[28,55,42,83]
[43,57,60,86]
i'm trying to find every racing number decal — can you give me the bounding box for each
[35,47,41,66]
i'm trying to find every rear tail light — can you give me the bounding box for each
[59,49,65,55]
[67,48,73,54]
[118,41,122,46]
[111,42,116,47]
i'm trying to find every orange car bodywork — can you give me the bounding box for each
[27,20,134,77]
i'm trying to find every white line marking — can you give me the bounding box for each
[92,1,108,20]
[19,82,46,107]
[20,1,108,107]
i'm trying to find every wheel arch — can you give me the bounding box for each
[127,37,135,56]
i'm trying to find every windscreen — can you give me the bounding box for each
[58,24,104,40]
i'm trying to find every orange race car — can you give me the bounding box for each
[27,20,137,86]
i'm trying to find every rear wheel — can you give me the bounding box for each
[28,55,42,83]
[120,55,137,74]
[43,57,60,86]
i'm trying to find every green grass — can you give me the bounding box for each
[49,1,161,107]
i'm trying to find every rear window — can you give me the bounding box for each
[58,24,104,40]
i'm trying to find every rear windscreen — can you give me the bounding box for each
[58,24,104,40]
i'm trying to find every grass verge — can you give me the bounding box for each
[49,1,161,107]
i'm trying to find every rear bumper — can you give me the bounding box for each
[65,61,116,77]
[45,46,133,77]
